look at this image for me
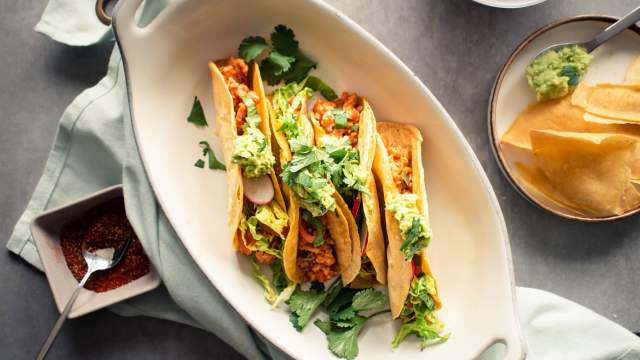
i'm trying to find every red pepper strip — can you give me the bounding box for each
[361,230,369,257]
[410,258,417,280]
[351,197,361,217]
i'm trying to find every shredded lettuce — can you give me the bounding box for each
[255,203,288,238]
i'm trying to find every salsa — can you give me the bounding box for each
[60,198,151,292]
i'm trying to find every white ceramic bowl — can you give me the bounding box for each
[31,185,161,318]
[473,0,548,9]
[113,0,524,358]
[490,16,640,221]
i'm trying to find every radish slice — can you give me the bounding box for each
[243,175,274,204]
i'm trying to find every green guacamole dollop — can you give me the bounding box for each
[386,193,431,260]
[231,126,275,178]
[526,45,592,101]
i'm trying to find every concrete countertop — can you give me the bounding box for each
[1,0,638,358]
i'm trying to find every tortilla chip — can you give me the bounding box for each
[571,82,594,109]
[530,130,640,217]
[586,83,640,122]
[625,56,640,84]
[374,123,440,319]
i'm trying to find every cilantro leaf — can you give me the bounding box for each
[559,65,581,87]
[331,306,356,322]
[400,217,428,261]
[281,51,318,84]
[268,52,296,76]
[327,316,367,360]
[187,96,207,126]
[325,288,359,316]
[198,141,226,170]
[314,318,332,334]
[332,108,348,129]
[259,58,284,85]
[306,76,338,101]
[287,287,327,331]
[351,288,387,312]
[194,159,205,168]
[238,36,269,62]
[271,24,298,56]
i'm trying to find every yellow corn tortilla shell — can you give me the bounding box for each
[570,82,593,109]
[374,122,441,319]
[625,56,640,84]
[530,130,640,217]
[585,83,640,122]
[310,98,386,285]
[210,61,286,252]
[270,91,354,284]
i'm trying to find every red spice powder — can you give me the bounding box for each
[60,197,151,292]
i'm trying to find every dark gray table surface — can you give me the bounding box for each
[2,0,639,359]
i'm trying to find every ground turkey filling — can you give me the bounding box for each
[219,57,260,132]
[313,92,362,147]
[297,214,338,282]
[387,145,413,194]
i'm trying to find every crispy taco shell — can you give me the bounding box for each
[209,60,286,251]
[373,122,441,319]
[270,93,357,285]
[310,98,386,285]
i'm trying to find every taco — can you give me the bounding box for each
[270,82,360,285]
[373,122,448,348]
[310,93,386,287]
[209,57,289,272]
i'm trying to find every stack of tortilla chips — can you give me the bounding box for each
[500,56,640,218]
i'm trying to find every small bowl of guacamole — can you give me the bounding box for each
[526,45,592,101]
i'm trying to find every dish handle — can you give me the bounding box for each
[107,0,146,46]
[478,332,526,360]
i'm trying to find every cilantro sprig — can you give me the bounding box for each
[238,25,317,85]
[400,218,429,261]
[313,285,389,360]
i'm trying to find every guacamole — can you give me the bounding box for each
[387,193,431,260]
[526,45,592,101]
[231,126,275,178]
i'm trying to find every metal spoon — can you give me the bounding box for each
[36,233,133,360]
[531,5,640,65]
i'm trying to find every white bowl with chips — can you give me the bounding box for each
[490,15,640,221]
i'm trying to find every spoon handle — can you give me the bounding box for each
[585,5,640,52]
[36,271,93,360]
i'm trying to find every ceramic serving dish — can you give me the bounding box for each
[31,185,161,318]
[490,16,640,221]
[472,0,547,9]
[112,0,524,358]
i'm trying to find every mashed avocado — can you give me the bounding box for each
[231,127,275,178]
[526,45,592,101]
[387,193,431,260]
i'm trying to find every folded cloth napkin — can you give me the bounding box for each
[7,1,640,359]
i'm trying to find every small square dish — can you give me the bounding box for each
[31,184,161,318]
